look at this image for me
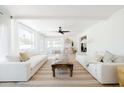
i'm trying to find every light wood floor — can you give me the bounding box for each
[0,56,119,87]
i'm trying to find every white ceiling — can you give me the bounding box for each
[17,19,100,36]
[3,5,124,36]
[3,5,124,19]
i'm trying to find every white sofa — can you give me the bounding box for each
[76,54,124,84]
[0,55,48,81]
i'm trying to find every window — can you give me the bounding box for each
[47,41,53,48]
[53,40,62,48]
[46,37,64,54]
[47,39,63,49]
[18,23,35,50]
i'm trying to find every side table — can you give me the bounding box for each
[117,66,124,87]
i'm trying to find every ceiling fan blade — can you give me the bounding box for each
[62,31,70,32]
[59,31,64,34]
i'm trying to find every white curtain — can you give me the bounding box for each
[35,32,45,53]
[0,15,11,61]
[10,20,21,54]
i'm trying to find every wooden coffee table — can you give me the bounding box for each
[51,60,73,77]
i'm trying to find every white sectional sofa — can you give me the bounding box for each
[0,54,48,81]
[76,53,124,84]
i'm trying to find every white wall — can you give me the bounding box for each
[77,8,124,56]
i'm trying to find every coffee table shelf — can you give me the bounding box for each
[51,60,73,77]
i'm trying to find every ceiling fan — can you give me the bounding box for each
[58,27,70,34]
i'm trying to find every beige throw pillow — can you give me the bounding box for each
[19,52,30,62]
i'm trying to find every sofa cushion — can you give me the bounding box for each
[27,55,47,68]
[114,56,124,63]
[87,63,97,78]
[93,52,104,62]
[6,54,20,62]
[103,51,116,63]
[25,50,40,57]
[95,55,103,62]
